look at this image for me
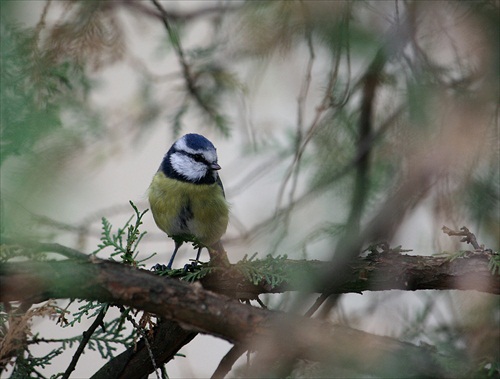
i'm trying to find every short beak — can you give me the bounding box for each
[210,162,221,170]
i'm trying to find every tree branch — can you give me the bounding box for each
[0,256,474,378]
[89,318,195,379]
[211,343,247,379]
[62,306,107,379]
[202,252,498,296]
[1,247,497,378]
[0,237,89,260]
[1,250,498,304]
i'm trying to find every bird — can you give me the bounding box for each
[148,133,229,269]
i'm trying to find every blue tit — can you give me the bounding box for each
[148,133,229,269]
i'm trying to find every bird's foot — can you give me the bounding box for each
[151,263,171,273]
[183,261,201,272]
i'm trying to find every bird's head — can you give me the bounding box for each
[162,133,221,184]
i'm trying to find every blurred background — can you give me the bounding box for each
[1,1,498,377]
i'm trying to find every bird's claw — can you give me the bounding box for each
[183,261,200,272]
[151,263,169,272]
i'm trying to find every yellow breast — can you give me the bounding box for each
[148,172,229,247]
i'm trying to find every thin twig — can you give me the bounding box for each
[303,7,403,328]
[150,0,226,132]
[35,0,52,34]
[1,238,89,260]
[62,305,108,379]
[231,105,405,244]
[303,292,329,318]
[211,344,247,379]
[255,297,267,309]
[442,226,481,250]
[120,306,160,379]
[275,39,332,212]
[275,8,352,214]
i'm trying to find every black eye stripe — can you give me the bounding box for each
[187,152,207,164]
[175,148,211,165]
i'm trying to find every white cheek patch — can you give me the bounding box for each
[170,153,207,181]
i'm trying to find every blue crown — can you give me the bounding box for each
[184,133,215,151]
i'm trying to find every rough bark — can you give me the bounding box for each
[1,251,497,377]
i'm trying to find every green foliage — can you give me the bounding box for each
[171,65,233,138]
[1,1,498,378]
[165,264,216,283]
[236,253,290,288]
[0,15,98,168]
[2,201,154,378]
[87,320,132,360]
[59,312,133,360]
[65,301,107,328]
[93,201,152,266]
[1,301,67,378]
[487,253,500,276]
[5,302,136,378]
[482,360,500,378]
[0,19,60,165]
[0,243,46,263]
[154,254,297,290]
[10,349,63,379]
[434,250,500,276]
[57,301,129,363]
[151,4,235,138]
[6,203,156,376]
[465,170,500,240]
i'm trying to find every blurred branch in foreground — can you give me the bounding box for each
[1,243,498,302]
[3,251,495,378]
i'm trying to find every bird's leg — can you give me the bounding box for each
[195,246,204,263]
[166,240,182,269]
[183,246,204,271]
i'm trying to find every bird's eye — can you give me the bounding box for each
[192,154,205,163]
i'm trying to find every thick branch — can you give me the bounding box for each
[1,252,498,304]
[0,257,467,378]
[87,249,497,377]
[200,252,499,297]
[90,319,196,379]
